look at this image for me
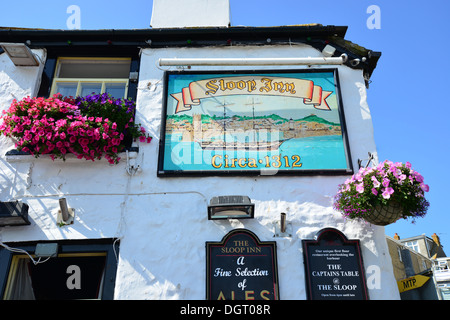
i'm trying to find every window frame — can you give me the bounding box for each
[49,57,132,99]
[38,51,140,101]
[397,246,403,262]
[405,240,420,253]
[0,238,119,300]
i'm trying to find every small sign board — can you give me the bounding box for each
[206,229,279,300]
[302,228,369,300]
[397,275,429,293]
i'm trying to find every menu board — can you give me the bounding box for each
[206,229,279,300]
[302,228,369,300]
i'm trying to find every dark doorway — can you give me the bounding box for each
[28,255,106,300]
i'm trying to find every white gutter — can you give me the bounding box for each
[158,54,348,66]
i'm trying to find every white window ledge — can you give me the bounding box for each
[4,147,139,164]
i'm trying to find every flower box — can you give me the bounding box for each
[0,93,151,164]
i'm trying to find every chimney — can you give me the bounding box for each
[432,233,441,247]
[150,0,231,29]
[394,233,400,240]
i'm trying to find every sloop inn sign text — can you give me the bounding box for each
[158,69,352,176]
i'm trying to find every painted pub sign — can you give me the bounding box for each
[158,69,352,176]
[206,229,279,300]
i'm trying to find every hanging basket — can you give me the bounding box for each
[363,201,402,226]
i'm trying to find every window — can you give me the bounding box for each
[397,247,403,262]
[436,260,449,271]
[50,57,131,99]
[0,239,119,300]
[404,241,420,253]
[438,285,450,300]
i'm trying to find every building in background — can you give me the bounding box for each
[386,233,447,299]
[0,0,400,300]
[434,256,450,300]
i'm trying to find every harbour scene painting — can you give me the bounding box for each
[158,70,352,175]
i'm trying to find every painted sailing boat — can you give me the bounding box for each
[196,98,289,151]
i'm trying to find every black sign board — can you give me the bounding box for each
[302,228,369,300]
[206,229,279,300]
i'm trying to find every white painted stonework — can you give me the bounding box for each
[0,43,400,299]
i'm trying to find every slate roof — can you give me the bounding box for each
[0,24,381,86]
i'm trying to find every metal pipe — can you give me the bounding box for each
[280,212,286,233]
[158,54,347,66]
[59,198,70,222]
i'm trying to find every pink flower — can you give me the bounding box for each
[382,187,394,199]
[414,173,424,183]
[56,119,67,127]
[356,183,364,193]
[371,176,380,188]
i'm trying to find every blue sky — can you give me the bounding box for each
[1,0,449,251]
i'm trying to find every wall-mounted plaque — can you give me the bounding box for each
[158,69,352,176]
[302,228,369,300]
[206,229,279,300]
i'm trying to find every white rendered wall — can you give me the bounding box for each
[0,44,400,300]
